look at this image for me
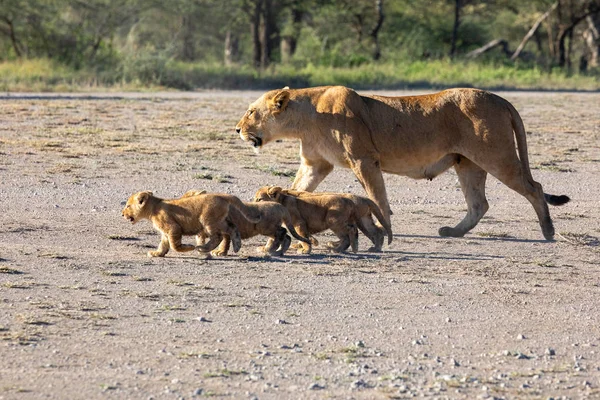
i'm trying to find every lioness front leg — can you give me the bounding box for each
[350,158,391,226]
[148,234,170,257]
[291,156,333,192]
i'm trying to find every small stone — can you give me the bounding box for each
[351,379,368,389]
[517,334,526,340]
[276,319,288,325]
[308,383,325,390]
[355,340,365,348]
[197,316,210,322]
[451,358,460,367]
[515,352,531,360]
[171,378,180,384]
[192,388,203,396]
[545,348,556,356]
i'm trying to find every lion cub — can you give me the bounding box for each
[278,189,393,252]
[183,190,310,256]
[254,186,358,254]
[122,191,260,257]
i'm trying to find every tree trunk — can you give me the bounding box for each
[511,2,558,61]
[466,39,511,58]
[181,15,195,61]
[370,0,385,60]
[281,3,303,64]
[250,0,262,68]
[224,30,240,66]
[583,15,600,68]
[1,16,22,58]
[449,0,461,58]
[259,0,278,69]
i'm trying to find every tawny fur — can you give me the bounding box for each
[121,191,259,257]
[236,86,570,241]
[277,189,392,252]
[254,186,359,254]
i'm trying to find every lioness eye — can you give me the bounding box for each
[248,110,254,116]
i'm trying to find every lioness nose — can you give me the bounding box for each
[235,127,241,134]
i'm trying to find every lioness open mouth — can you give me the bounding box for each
[250,136,262,148]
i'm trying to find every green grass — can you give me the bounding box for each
[1,58,599,91]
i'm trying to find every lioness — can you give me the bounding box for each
[236,86,570,240]
[122,191,260,257]
[271,188,393,252]
[254,186,358,254]
[183,190,311,256]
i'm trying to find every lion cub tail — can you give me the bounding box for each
[281,212,311,244]
[367,199,393,245]
[227,196,261,223]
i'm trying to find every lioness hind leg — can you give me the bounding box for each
[488,159,555,240]
[439,158,489,238]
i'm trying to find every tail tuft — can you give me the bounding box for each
[544,194,570,206]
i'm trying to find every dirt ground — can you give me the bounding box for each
[0,89,599,400]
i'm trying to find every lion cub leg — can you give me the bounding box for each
[211,236,231,257]
[291,236,318,249]
[168,231,196,253]
[326,223,357,253]
[293,223,312,254]
[358,218,384,252]
[224,222,242,253]
[264,227,290,256]
[197,230,224,253]
[148,234,170,257]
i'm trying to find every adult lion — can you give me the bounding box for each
[235,86,570,240]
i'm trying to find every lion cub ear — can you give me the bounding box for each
[267,186,282,199]
[270,90,290,114]
[137,191,153,204]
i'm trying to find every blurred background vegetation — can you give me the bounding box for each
[1,0,599,91]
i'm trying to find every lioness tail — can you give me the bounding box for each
[507,102,571,208]
[227,196,261,223]
[544,194,570,206]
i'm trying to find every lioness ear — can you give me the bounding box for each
[138,191,153,204]
[270,90,290,114]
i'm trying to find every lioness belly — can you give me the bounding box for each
[380,153,458,180]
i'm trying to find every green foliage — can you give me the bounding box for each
[2,58,599,91]
[1,0,599,91]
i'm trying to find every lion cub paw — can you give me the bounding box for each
[147,251,165,258]
[211,249,228,257]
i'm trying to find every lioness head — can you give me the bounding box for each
[122,191,153,224]
[235,87,290,149]
[254,186,283,202]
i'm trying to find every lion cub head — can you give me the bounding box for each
[254,186,283,202]
[235,87,290,150]
[122,191,153,224]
